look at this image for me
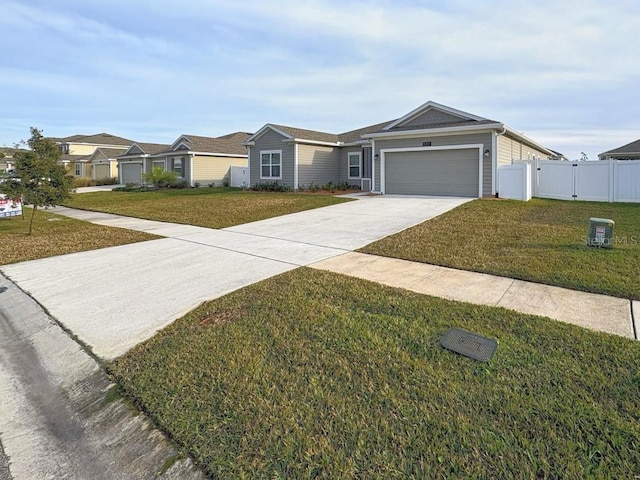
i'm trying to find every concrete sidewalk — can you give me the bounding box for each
[311,252,638,340]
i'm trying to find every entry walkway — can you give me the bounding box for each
[310,252,638,340]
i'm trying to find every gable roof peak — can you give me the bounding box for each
[384,101,488,131]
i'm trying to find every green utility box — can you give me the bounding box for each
[587,217,615,248]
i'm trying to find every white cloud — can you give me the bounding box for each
[0,0,638,157]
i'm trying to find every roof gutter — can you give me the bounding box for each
[282,138,342,147]
[364,123,505,139]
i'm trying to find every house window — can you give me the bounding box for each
[171,157,184,177]
[260,150,282,179]
[348,152,362,179]
[74,163,81,176]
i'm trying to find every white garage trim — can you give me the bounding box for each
[380,144,483,197]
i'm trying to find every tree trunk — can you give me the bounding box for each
[28,205,37,235]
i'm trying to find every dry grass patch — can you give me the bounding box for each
[64,188,352,229]
[0,210,158,265]
[361,198,640,299]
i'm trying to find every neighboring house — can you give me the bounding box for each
[0,147,23,174]
[244,101,557,197]
[117,142,172,185]
[86,147,129,180]
[117,132,251,186]
[52,133,135,178]
[598,139,640,160]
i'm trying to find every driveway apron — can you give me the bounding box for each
[0,196,471,361]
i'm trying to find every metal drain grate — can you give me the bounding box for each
[440,328,498,362]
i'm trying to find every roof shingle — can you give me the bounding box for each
[600,138,640,157]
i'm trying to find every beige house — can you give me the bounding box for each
[0,147,21,174]
[117,132,251,186]
[53,133,134,179]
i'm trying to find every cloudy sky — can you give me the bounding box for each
[1,0,638,160]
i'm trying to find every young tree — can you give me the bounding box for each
[0,128,74,235]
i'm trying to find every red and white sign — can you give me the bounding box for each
[0,195,22,218]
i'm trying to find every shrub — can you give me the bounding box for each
[251,181,291,192]
[143,167,179,188]
[73,177,96,188]
[95,176,119,186]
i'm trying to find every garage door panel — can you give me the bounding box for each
[121,164,142,184]
[94,164,110,180]
[385,149,479,197]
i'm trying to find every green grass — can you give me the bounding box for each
[0,210,158,265]
[110,268,640,479]
[64,188,352,229]
[360,198,640,300]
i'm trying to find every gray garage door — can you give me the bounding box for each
[385,149,479,197]
[120,163,142,184]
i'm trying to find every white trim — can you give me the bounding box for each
[189,154,194,187]
[187,151,247,158]
[371,139,376,192]
[368,123,504,139]
[282,138,340,147]
[259,149,283,180]
[347,151,362,179]
[491,131,497,196]
[246,145,251,186]
[245,124,293,144]
[379,144,484,197]
[170,135,191,150]
[294,143,299,190]
[383,101,486,131]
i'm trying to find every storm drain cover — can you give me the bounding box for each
[440,328,498,362]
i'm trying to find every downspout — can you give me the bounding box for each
[189,154,194,187]
[493,126,506,197]
[371,138,376,192]
[246,145,251,188]
[294,143,299,191]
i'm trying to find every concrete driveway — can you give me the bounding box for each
[0,195,471,360]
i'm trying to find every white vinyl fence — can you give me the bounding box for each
[229,166,249,188]
[497,163,531,201]
[509,159,640,203]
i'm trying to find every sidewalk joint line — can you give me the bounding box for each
[494,278,516,307]
[172,236,344,268]
[631,300,637,340]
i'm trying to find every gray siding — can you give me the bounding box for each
[297,144,340,188]
[249,129,294,188]
[497,134,549,165]
[397,109,466,129]
[374,133,493,196]
[338,146,364,184]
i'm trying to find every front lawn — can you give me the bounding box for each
[0,210,158,265]
[110,268,640,479]
[64,188,352,229]
[361,198,640,299]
